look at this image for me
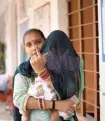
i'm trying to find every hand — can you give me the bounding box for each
[30,48,46,73]
[64,95,78,114]
[56,99,74,112]
[65,104,76,115]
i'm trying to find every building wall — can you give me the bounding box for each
[24,0,68,35]
[4,0,68,74]
[3,0,105,120]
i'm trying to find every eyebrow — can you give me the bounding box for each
[25,41,31,45]
[25,38,42,44]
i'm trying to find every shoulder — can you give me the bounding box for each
[14,73,31,89]
[15,73,31,82]
[18,60,32,77]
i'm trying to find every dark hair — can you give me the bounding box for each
[23,28,46,43]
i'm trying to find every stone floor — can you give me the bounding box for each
[77,113,94,121]
[0,101,13,121]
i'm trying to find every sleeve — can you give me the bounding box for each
[13,73,30,114]
[78,57,84,104]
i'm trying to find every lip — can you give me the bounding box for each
[31,52,37,57]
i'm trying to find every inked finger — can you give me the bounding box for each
[36,47,41,57]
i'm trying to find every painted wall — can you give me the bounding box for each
[3,0,105,120]
[4,0,68,75]
[25,0,68,35]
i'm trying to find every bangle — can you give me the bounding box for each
[42,99,45,110]
[39,69,47,77]
[39,69,50,80]
[37,68,46,75]
[38,98,43,110]
[45,76,50,81]
[38,98,45,110]
[52,100,55,109]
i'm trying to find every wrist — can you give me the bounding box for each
[45,100,52,109]
[35,67,46,74]
[55,100,60,111]
[38,68,50,81]
[52,100,56,109]
[45,100,60,111]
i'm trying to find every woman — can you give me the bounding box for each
[13,29,84,121]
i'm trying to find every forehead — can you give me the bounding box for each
[24,32,42,42]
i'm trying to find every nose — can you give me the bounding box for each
[32,43,37,50]
[32,44,36,55]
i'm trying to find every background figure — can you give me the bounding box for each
[0,73,13,111]
[0,74,8,93]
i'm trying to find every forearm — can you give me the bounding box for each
[26,96,52,110]
[26,96,75,114]
[26,97,63,111]
[26,97,38,109]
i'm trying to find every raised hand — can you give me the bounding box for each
[30,48,46,73]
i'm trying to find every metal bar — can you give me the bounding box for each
[81,99,100,109]
[68,21,98,29]
[71,36,99,41]
[77,52,99,55]
[85,86,100,93]
[84,69,99,74]
[68,4,98,16]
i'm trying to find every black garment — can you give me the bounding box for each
[45,30,80,99]
[13,106,22,121]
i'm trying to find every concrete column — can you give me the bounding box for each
[50,0,68,35]
[4,0,17,75]
[16,0,27,21]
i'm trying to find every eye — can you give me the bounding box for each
[36,40,42,44]
[36,41,41,45]
[35,39,43,44]
[26,43,32,47]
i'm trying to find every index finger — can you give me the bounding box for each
[36,47,41,57]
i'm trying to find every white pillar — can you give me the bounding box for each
[16,0,27,21]
[50,0,68,35]
[4,0,17,75]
